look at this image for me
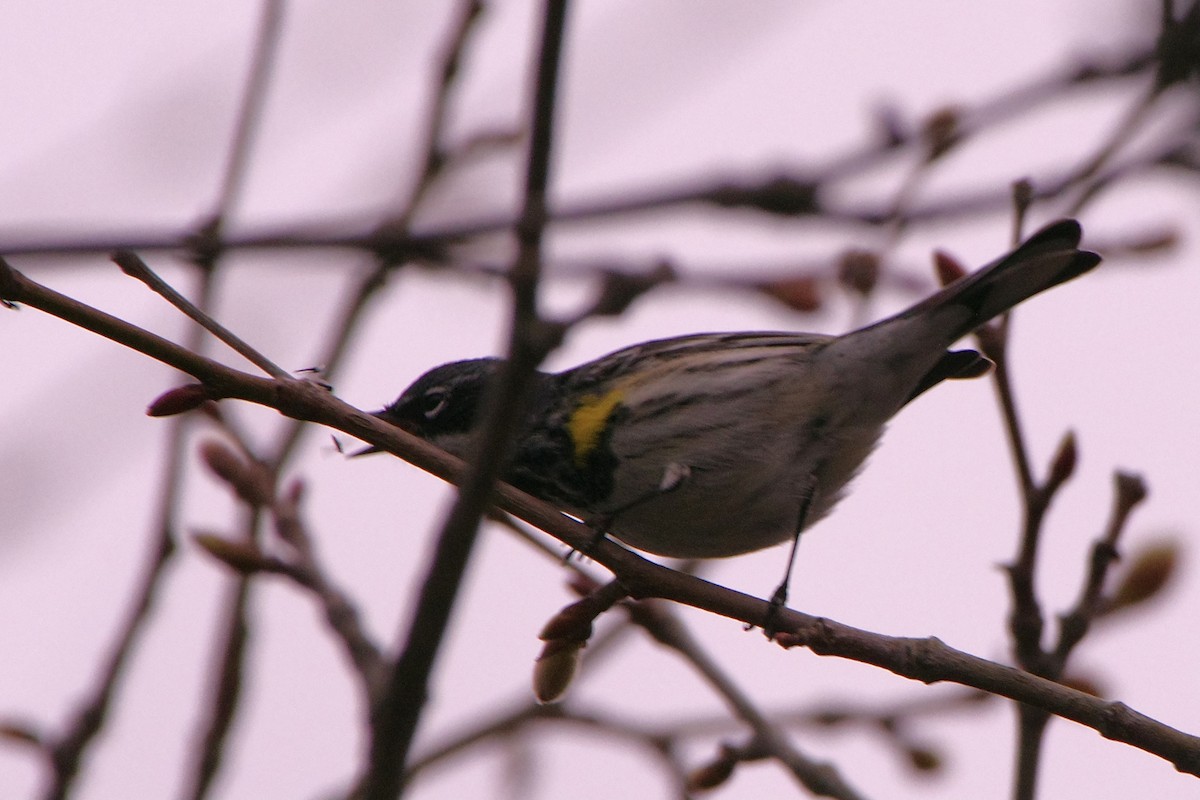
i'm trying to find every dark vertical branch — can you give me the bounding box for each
[356,3,571,799]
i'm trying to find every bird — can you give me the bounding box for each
[367,220,1099,601]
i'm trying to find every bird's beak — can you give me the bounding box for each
[349,410,397,458]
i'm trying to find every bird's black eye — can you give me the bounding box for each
[421,387,450,420]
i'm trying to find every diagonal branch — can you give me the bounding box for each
[4,247,1198,782]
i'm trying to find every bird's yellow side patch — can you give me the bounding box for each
[567,387,626,467]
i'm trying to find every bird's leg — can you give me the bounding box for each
[576,463,692,556]
[762,474,818,636]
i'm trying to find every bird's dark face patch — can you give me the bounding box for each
[376,358,503,445]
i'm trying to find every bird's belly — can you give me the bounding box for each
[604,475,798,558]
[598,420,885,559]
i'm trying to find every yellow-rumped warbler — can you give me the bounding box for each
[371,220,1098,579]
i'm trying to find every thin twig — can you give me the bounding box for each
[983,42,1172,797]
[27,258,213,800]
[209,0,286,224]
[182,513,258,800]
[1064,85,1164,216]
[266,0,488,469]
[270,480,387,696]
[113,249,290,380]
[3,128,1193,265]
[629,602,868,800]
[385,0,487,227]
[4,258,1199,777]
[1053,472,1149,663]
[39,428,184,800]
[0,37,1186,266]
[125,11,290,795]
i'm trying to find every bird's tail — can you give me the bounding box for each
[871,219,1100,345]
[830,219,1100,411]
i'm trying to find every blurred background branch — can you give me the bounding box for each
[1,2,1196,799]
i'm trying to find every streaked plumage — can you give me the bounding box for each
[374,220,1099,559]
